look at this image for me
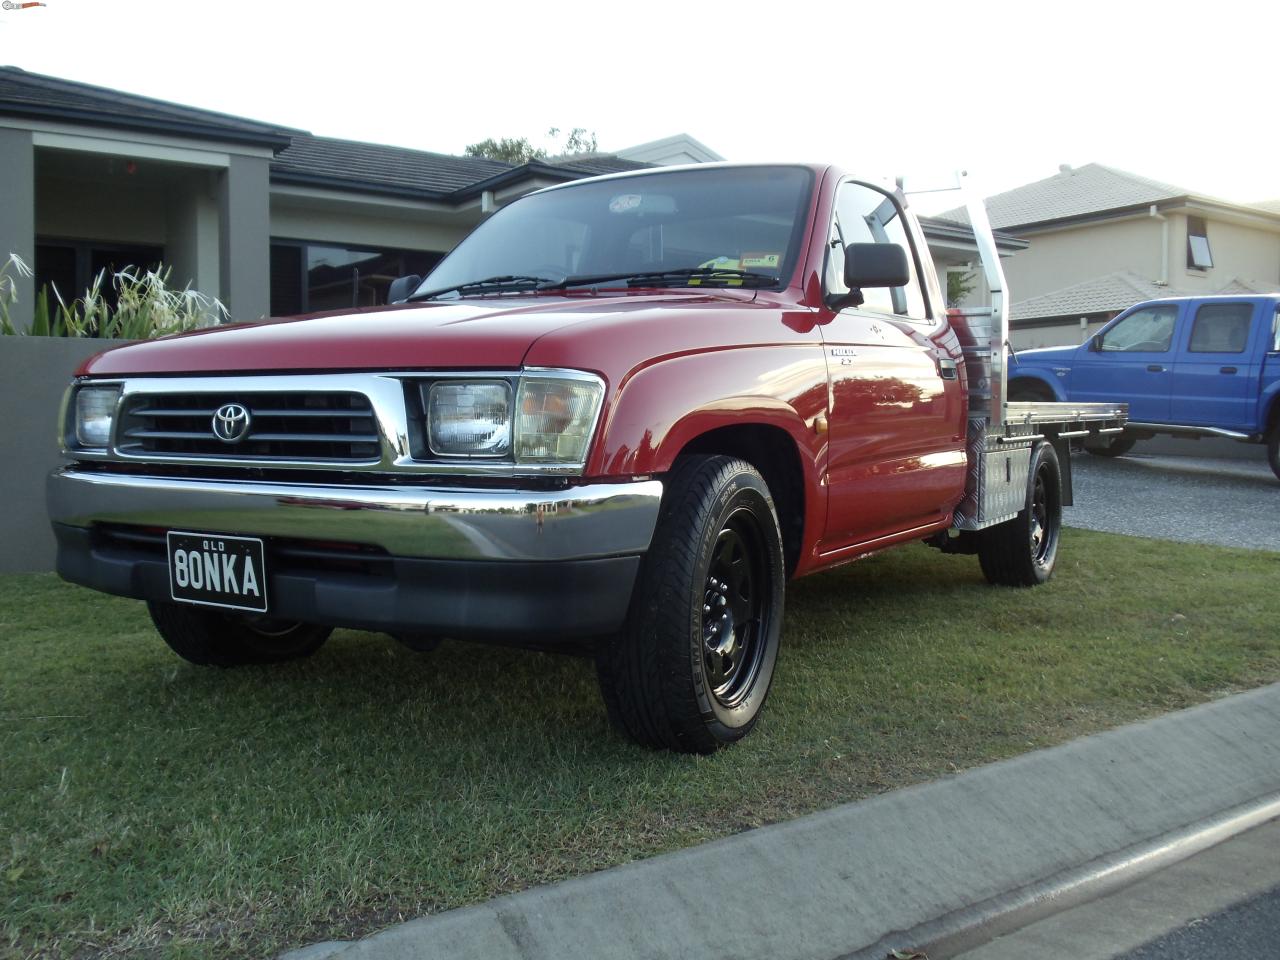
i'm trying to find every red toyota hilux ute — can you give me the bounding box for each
[48,164,1125,753]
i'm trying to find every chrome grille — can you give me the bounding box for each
[117,392,380,461]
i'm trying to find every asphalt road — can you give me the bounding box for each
[1121,884,1280,960]
[954,818,1280,960]
[1064,448,1279,551]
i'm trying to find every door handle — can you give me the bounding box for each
[1146,364,1165,372]
[1220,366,1238,374]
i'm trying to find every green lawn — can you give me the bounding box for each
[3,529,1279,960]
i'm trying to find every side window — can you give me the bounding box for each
[827,182,927,318]
[1271,306,1280,353]
[1099,305,1179,352]
[1188,303,1253,354]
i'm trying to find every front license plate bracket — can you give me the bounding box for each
[166,531,268,613]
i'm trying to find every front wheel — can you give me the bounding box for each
[978,441,1063,587]
[596,455,786,754]
[147,601,332,666]
[1268,430,1280,482]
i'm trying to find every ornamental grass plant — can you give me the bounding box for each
[0,253,226,338]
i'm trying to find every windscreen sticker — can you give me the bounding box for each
[609,194,642,213]
[691,256,742,285]
[739,252,781,269]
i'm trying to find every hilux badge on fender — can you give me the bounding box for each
[211,403,251,443]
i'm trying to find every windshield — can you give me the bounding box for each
[416,165,814,298]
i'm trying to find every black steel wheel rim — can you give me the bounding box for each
[1029,463,1058,566]
[701,508,769,708]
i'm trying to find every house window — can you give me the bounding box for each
[35,240,164,309]
[1186,216,1213,270]
[269,241,445,317]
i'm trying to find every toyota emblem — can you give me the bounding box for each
[211,402,252,443]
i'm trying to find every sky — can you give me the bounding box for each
[2,0,1278,214]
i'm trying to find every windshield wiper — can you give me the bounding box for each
[408,274,562,301]
[410,267,777,301]
[542,267,779,290]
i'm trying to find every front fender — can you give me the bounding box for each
[586,346,828,479]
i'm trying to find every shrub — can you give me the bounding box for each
[0,254,226,338]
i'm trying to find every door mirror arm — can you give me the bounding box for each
[387,274,423,304]
[826,289,864,313]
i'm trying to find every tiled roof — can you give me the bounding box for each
[0,65,297,148]
[1011,272,1186,322]
[271,139,653,200]
[271,135,515,198]
[1213,276,1280,296]
[1013,271,1280,322]
[917,215,1029,250]
[940,164,1192,229]
[551,154,652,177]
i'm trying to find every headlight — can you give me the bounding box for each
[425,381,511,457]
[514,375,604,465]
[74,385,122,448]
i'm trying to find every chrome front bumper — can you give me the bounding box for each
[47,469,663,562]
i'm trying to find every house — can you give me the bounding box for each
[1,66,1016,330]
[938,164,1280,348]
[0,66,661,328]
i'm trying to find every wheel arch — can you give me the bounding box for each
[673,423,808,578]
[1261,382,1280,437]
[588,348,828,579]
[1007,372,1063,402]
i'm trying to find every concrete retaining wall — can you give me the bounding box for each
[0,337,128,573]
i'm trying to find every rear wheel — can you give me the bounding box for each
[596,455,785,754]
[147,601,331,667]
[978,441,1063,587]
[1084,433,1136,458]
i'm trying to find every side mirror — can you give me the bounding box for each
[1088,334,1102,352]
[844,242,910,289]
[387,274,422,304]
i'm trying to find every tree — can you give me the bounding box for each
[464,127,599,164]
[549,127,598,155]
[463,137,546,165]
[947,269,977,308]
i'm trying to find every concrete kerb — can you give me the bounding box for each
[280,684,1280,960]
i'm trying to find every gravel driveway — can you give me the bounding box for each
[1065,448,1279,551]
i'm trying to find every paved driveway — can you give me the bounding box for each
[1064,448,1279,551]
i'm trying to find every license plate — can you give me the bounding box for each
[166,531,268,613]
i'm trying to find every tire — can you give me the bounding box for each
[978,441,1063,587]
[596,455,786,754]
[392,632,442,653]
[1268,430,1280,482]
[147,601,331,667]
[1084,433,1136,458]
[1008,381,1054,403]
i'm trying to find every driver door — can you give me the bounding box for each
[820,181,966,552]
[1072,303,1183,422]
